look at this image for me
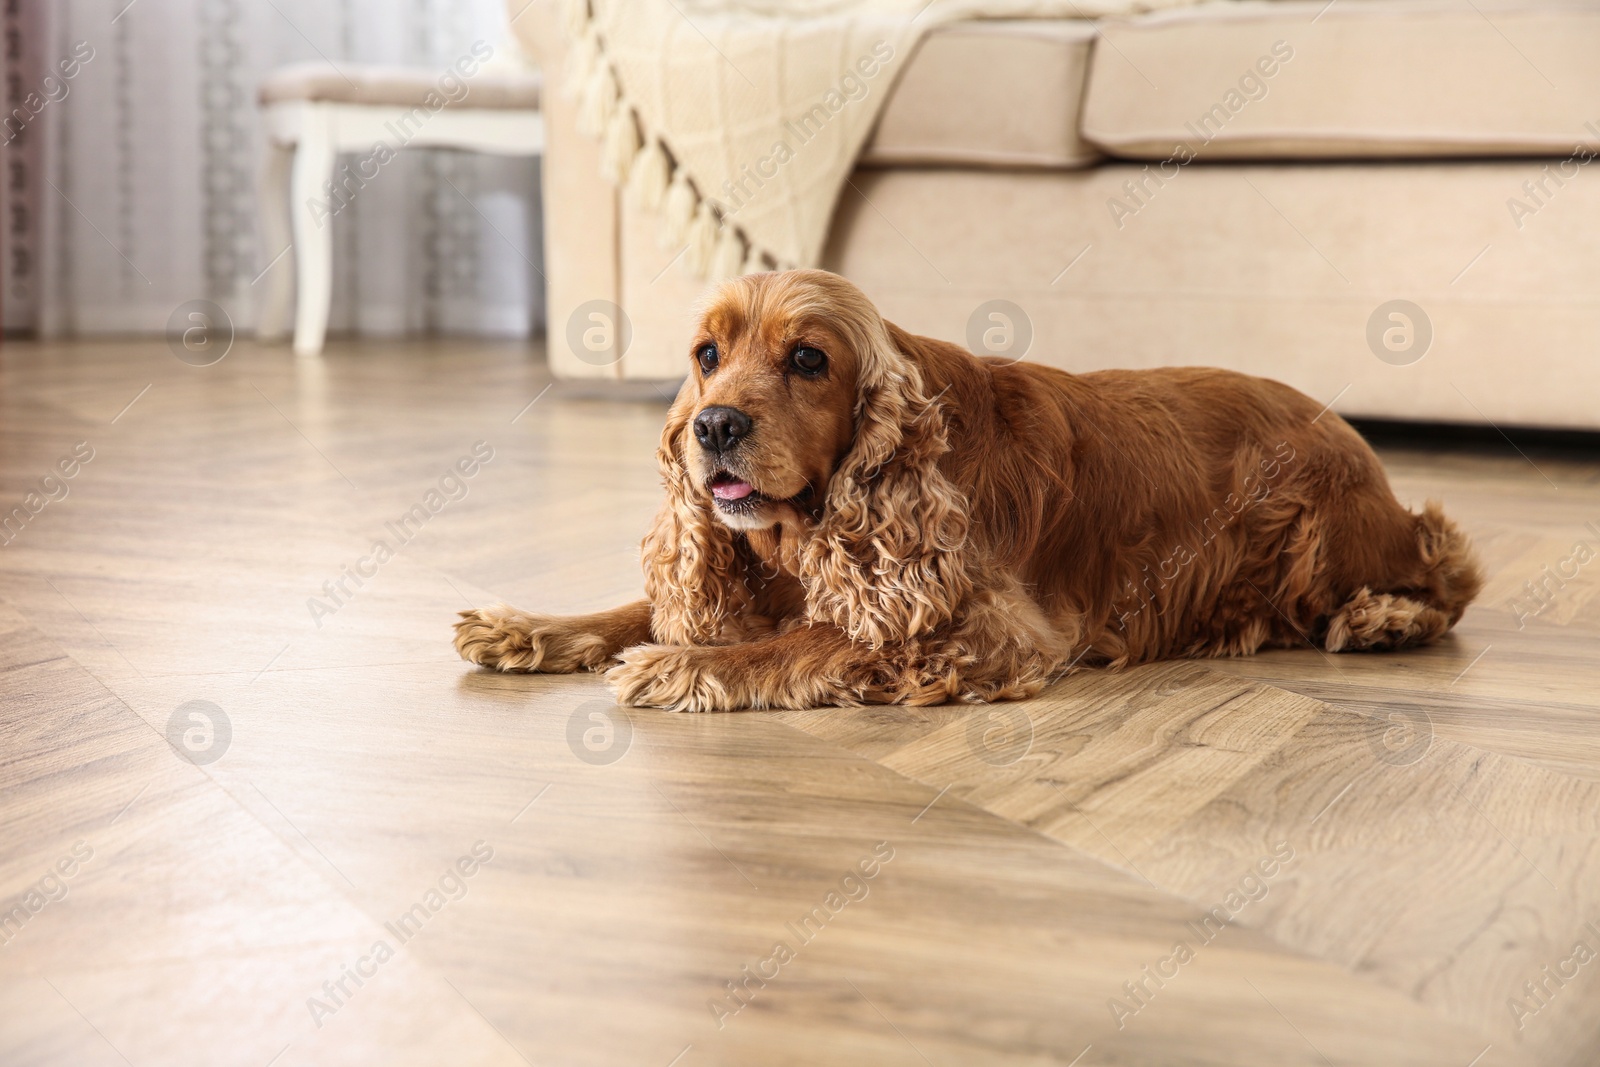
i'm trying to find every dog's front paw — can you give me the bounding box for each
[454,604,613,673]
[606,644,735,712]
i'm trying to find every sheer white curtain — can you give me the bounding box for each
[1,0,543,339]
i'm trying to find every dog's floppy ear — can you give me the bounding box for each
[641,393,752,645]
[799,320,970,647]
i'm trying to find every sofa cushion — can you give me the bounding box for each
[1081,0,1600,160]
[862,20,1100,169]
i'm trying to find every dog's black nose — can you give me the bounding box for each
[693,406,752,453]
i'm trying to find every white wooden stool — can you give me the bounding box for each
[257,62,543,356]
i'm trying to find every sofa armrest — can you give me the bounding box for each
[507,0,623,379]
[504,0,565,68]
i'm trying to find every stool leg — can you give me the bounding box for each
[257,140,295,342]
[290,104,336,358]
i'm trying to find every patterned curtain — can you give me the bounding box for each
[0,0,543,340]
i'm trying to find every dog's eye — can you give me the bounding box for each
[791,346,827,376]
[696,343,719,375]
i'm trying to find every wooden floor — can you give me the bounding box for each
[2,337,1599,1067]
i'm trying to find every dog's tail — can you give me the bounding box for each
[1324,502,1484,653]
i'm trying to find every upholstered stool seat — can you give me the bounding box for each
[259,61,541,111]
[256,60,543,356]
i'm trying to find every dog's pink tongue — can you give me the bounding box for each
[712,480,754,501]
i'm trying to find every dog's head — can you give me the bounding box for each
[671,269,876,531]
[644,269,970,647]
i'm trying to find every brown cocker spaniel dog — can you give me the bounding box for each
[455,269,1482,712]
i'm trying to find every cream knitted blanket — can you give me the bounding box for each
[562,0,1196,280]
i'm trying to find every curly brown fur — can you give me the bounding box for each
[455,269,1483,711]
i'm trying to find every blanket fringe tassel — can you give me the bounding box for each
[627,137,671,212]
[662,167,697,249]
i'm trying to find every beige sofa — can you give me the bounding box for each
[513,0,1600,431]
